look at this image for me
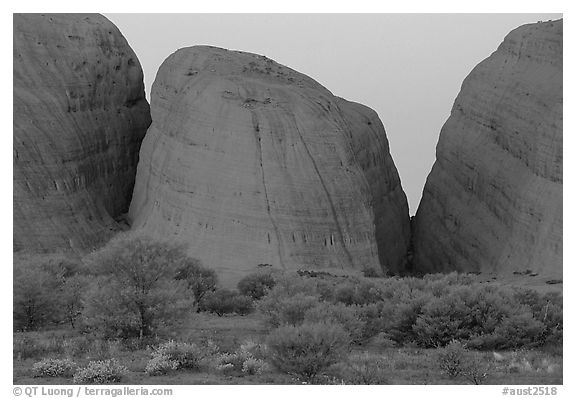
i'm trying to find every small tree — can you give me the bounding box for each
[82,233,195,339]
[174,258,218,304]
[13,263,58,330]
[58,274,88,329]
[237,272,276,300]
[13,254,78,331]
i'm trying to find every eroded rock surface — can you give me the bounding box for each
[13,14,151,253]
[413,20,562,278]
[129,46,410,283]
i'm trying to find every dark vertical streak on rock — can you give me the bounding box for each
[293,121,354,269]
[251,111,286,269]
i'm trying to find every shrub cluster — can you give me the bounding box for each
[258,292,319,327]
[145,354,178,376]
[213,341,269,375]
[200,289,254,316]
[145,339,220,376]
[257,272,562,350]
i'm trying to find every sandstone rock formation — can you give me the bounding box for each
[413,20,562,278]
[129,46,410,283]
[13,14,151,253]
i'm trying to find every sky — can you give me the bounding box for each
[106,13,562,214]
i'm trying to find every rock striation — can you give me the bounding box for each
[129,46,410,283]
[413,20,562,278]
[13,14,151,253]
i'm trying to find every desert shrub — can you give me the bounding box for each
[242,357,269,375]
[258,292,319,327]
[238,272,276,300]
[82,234,196,339]
[238,340,268,360]
[214,362,235,374]
[515,290,563,346]
[437,340,491,384]
[145,340,219,376]
[332,283,356,306]
[72,359,128,384]
[148,339,219,375]
[362,267,382,278]
[213,341,268,375]
[266,321,350,382]
[356,302,394,340]
[332,279,383,306]
[413,294,473,347]
[491,313,546,349]
[152,340,205,371]
[387,291,432,344]
[315,279,340,302]
[32,358,77,378]
[174,258,218,304]
[304,302,365,343]
[335,352,389,384]
[145,355,178,376]
[269,273,321,297]
[214,352,250,374]
[437,340,468,378]
[200,289,254,316]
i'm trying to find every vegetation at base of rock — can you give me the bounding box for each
[174,258,218,304]
[237,272,276,300]
[257,272,562,351]
[81,233,197,339]
[200,289,254,316]
[12,237,562,385]
[266,321,350,382]
[13,254,85,331]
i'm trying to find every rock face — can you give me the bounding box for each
[129,46,410,283]
[413,20,562,278]
[13,14,151,253]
